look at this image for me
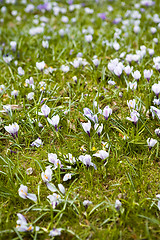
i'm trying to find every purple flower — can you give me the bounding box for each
[98,13,106,20]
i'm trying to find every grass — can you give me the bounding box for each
[1,0,160,239]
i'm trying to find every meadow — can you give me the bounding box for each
[0,0,160,239]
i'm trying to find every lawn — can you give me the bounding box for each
[0,0,160,239]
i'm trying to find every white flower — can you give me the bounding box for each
[85,34,93,42]
[18,184,37,202]
[42,40,49,49]
[5,122,19,137]
[47,115,60,131]
[31,138,43,147]
[152,83,160,98]
[94,123,103,136]
[10,41,17,51]
[48,153,61,169]
[79,154,97,169]
[61,65,70,73]
[36,61,45,71]
[93,150,109,160]
[58,184,65,194]
[126,110,140,125]
[147,138,157,150]
[132,70,141,80]
[103,106,112,120]
[115,200,122,210]
[83,200,92,208]
[155,128,160,137]
[39,104,50,117]
[63,173,72,181]
[27,92,34,100]
[81,121,91,137]
[127,99,136,110]
[11,90,18,97]
[42,166,52,183]
[143,69,153,81]
[0,84,5,94]
[49,228,62,237]
[129,81,137,90]
[18,67,25,76]
[124,65,133,75]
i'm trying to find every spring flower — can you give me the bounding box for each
[0,84,5,94]
[48,153,61,169]
[152,83,160,98]
[42,166,57,192]
[94,123,103,136]
[63,173,72,181]
[147,138,157,150]
[83,200,92,209]
[47,193,61,209]
[126,110,140,125]
[115,200,122,211]
[103,106,112,120]
[108,58,119,72]
[65,153,76,164]
[49,228,62,237]
[42,40,49,48]
[155,128,160,137]
[18,184,37,202]
[61,65,70,73]
[16,214,33,232]
[81,121,91,137]
[127,99,136,110]
[114,63,123,77]
[47,115,60,131]
[85,34,93,42]
[150,106,160,119]
[93,58,100,67]
[93,150,109,160]
[79,154,97,169]
[124,65,133,76]
[11,90,18,98]
[129,81,137,90]
[5,122,19,138]
[31,138,43,147]
[132,70,141,81]
[39,104,50,117]
[10,41,17,51]
[36,61,45,71]
[143,69,153,81]
[58,184,65,194]
[41,166,52,183]
[27,92,34,100]
[18,67,25,76]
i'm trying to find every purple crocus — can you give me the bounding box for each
[98,13,106,20]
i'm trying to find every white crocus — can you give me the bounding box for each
[81,121,91,137]
[147,138,157,150]
[18,184,37,202]
[5,122,19,138]
[47,115,60,131]
[38,104,50,117]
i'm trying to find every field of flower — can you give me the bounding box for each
[1,0,160,239]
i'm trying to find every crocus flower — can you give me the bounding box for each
[124,65,133,76]
[48,153,61,169]
[150,106,160,119]
[36,61,45,71]
[129,81,137,90]
[58,184,65,194]
[103,106,112,120]
[49,228,62,237]
[18,67,25,76]
[10,41,17,51]
[127,99,136,110]
[18,184,37,202]
[31,138,43,147]
[5,122,19,138]
[39,104,50,117]
[143,69,153,82]
[94,123,103,136]
[83,200,92,209]
[47,193,61,209]
[152,83,160,98]
[63,173,72,181]
[11,90,18,98]
[47,115,60,131]
[155,128,160,137]
[81,121,91,137]
[79,154,97,169]
[126,110,140,126]
[115,200,122,211]
[27,92,34,100]
[132,70,141,81]
[16,214,33,232]
[147,138,157,150]
[93,150,109,160]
